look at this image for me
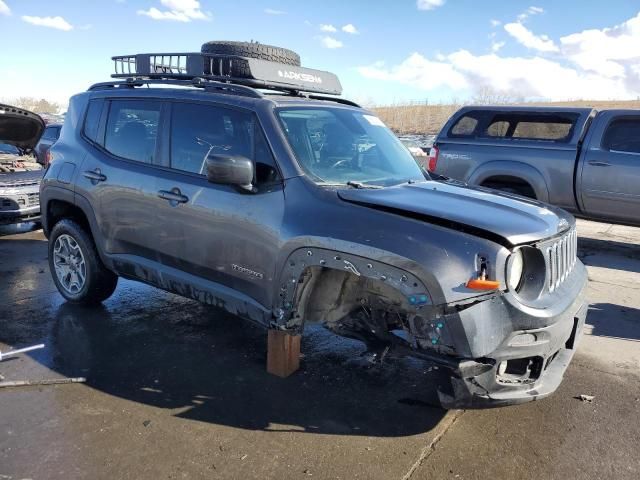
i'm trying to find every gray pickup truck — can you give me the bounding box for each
[431,106,640,226]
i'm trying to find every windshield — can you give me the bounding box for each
[277,107,426,187]
[0,143,20,155]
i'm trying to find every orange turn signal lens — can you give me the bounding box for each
[466,278,500,290]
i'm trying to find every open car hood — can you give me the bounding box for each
[0,104,45,150]
[337,180,575,247]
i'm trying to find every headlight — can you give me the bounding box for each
[506,249,524,292]
[506,247,547,301]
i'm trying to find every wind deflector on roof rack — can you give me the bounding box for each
[112,52,343,96]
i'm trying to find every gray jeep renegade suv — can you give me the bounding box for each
[41,42,588,407]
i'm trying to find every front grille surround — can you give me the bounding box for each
[542,228,577,293]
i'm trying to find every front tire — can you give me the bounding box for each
[48,219,118,305]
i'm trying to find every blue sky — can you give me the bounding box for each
[1,0,640,107]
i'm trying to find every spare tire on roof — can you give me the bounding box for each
[201,41,301,66]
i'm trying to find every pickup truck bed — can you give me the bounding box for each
[432,106,640,226]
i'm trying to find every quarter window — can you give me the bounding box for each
[104,100,161,163]
[603,118,640,154]
[83,99,104,144]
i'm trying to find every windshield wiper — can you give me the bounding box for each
[345,180,383,189]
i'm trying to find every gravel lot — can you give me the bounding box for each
[0,219,638,479]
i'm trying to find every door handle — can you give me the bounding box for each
[83,168,107,182]
[158,189,189,204]
[587,161,611,167]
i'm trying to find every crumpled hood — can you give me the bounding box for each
[0,103,45,150]
[337,180,574,246]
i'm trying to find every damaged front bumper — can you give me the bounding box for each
[0,183,41,225]
[418,262,589,409]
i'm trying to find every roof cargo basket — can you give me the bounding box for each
[111,52,343,96]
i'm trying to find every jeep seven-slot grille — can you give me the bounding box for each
[545,228,577,292]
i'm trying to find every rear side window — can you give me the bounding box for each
[486,120,510,137]
[602,118,640,154]
[104,100,161,163]
[511,120,573,140]
[83,99,104,144]
[482,113,577,142]
[450,115,478,136]
[170,102,280,185]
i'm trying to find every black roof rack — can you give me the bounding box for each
[107,52,344,96]
[88,77,264,98]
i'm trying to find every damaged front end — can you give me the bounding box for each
[274,241,589,408]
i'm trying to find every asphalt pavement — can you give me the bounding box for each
[0,219,638,479]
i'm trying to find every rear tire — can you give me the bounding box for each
[48,219,118,305]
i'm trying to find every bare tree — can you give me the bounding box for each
[470,85,525,105]
[6,97,61,114]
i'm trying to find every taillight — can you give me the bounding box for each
[428,145,439,172]
[44,149,52,167]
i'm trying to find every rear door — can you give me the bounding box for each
[75,97,167,260]
[152,100,285,308]
[580,112,640,222]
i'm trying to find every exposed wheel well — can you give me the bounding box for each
[283,264,456,355]
[46,199,91,235]
[481,176,537,199]
[294,266,410,326]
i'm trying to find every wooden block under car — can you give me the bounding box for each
[267,330,301,378]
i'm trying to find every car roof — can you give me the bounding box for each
[86,86,365,111]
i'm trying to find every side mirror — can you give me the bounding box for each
[206,154,254,192]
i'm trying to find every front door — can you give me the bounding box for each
[152,101,284,309]
[580,113,640,222]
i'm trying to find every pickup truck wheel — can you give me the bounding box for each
[49,219,118,305]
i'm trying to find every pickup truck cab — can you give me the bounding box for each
[431,106,640,226]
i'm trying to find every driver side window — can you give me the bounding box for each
[170,102,280,186]
[170,102,252,176]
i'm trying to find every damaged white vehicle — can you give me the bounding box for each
[0,104,45,225]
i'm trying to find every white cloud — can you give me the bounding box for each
[504,22,559,52]
[357,10,640,102]
[359,50,637,100]
[0,0,10,16]
[138,0,210,22]
[320,36,343,49]
[518,5,544,22]
[264,8,286,15]
[560,11,640,78]
[319,24,337,32]
[21,15,74,31]
[491,41,505,53]
[417,0,445,11]
[490,19,501,27]
[357,53,468,91]
[342,23,359,34]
